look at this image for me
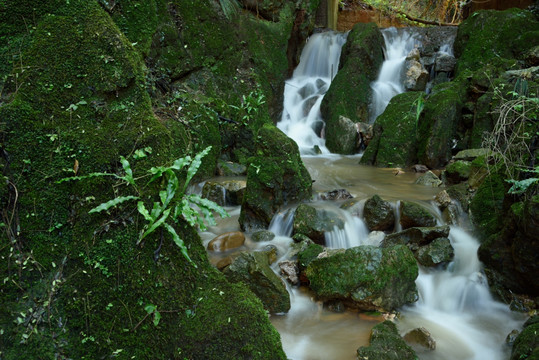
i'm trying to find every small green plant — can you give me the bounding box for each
[229,90,266,125]
[58,146,228,266]
[219,0,240,20]
[412,92,425,129]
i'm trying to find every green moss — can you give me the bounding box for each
[357,321,417,360]
[360,92,423,167]
[510,319,539,360]
[446,160,472,181]
[470,172,506,239]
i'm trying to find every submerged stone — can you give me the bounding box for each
[414,170,442,187]
[202,180,246,206]
[357,321,418,360]
[403,327,436,350]
[207,231,246,252]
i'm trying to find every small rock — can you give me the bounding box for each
[261,245,278,264]
[403,327,436,350]
[435,53,456,72]
[453,148,491,161]
[319,188,353,201]
[279,260,299,285]
[363,195,395,232]
[207,231,246,251]
[412,164,429,173]
[414,171,442,187]
[416,237,454,266]
[434,190,452,209]
[251,230,275,243]
[404,57,429,91]
[505,329,520,346]
[216,256,234,270]
[356,122,374,149]
[399,201,437,229]
[217,160,247,176]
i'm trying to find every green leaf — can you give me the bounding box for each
[170,156,191,171]
[188,194,229,219]
[119,156,135,186]
[56,172,118,184]
[140,208,171,241]
[163,223,196,267]
[507,177,539,194]
[144,304,157,314]
[88,196,139,214]
[137,201,153,222]
[153,310,161,326]
[183,146,212,193]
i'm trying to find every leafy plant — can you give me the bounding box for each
[58,146,228,266]
[219,0,241,20]
[229,89,266,125]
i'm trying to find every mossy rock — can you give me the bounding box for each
[305,245,418,311]
[357,321,418,360]
[363,194,395,232]
[445,160,472,184]
[470,172,506,238]
[399,202,437,229]
[416,81,466,169]
[382,226,450,251]
[454,9,539,77]
[321,22,384,154]
[510,315,539,360]
[416,237,455,267]
[360,92,423,168]
[292,204,344,245]
[239,124,312,231]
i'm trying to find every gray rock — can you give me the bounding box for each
[217,160,247,176]
[453,148,491,161]
[416,237,454,266]
[279,260,299,285]
[382,226,450,250]
[364,194,395,231]
[434,190,452,209]
[319,188,353,201]
[435,53,456,72]
[251,230,275,243]
[202,180,246,206]
[292,204,344,245]
[404,58,429,91]
[399,201,437,229]
[414,170,442,187]
[404,327,436,350]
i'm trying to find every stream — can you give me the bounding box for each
[202,28,526,359]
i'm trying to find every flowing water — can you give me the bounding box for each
[202,27,525,359]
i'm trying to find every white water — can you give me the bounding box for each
[370,27,419,122]
[278,31,348,154]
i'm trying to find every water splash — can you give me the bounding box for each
[278,31,348,154]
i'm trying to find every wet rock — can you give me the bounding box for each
[292,204,344,245]
[399,201,437,229]
[239,124,312,231]
[357,321,418,360]
[416,237,454,267]
[336,115,359,154]
[261,245,278,264]
[435,190,452,209]
[296,242,324,271]
[435,53,456,72]
[412,164,429,173]
[251,230,275,243]
[363,195,395,232]
[506,329,520,347]
[445,160,471,184]
[321,22,384,154]
[382,226,450,251]
[360,92,424,168]
[202,180,246,206]
[224,251,290,314]
[404,50,429,91]
[305,245,418,311]
[403,327,436,350]
[207,231,246,251]
[325,300,346,313]
[217,160,247,176]
[279,260,299,285]
[510,315,539,360]
[356,122,374,150]
[414,170,442,187]
[453,148,491,161]
[319,188,353,201]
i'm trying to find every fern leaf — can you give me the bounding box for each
[163,223,196,267]
[120,156,135,186]
[183,146,212,193]
[188,194,229,219]
[137,201,153,222]
[56,172,118,184]
[88,196,139,214]
[140,208,171,241]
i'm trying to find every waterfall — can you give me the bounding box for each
[370,27,419,122]
[400,227,524,360]
[278,31,348,155]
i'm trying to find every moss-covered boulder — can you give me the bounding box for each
[357,321,418,360]
[292,204,344,245]
[454,9,539,77]
[363,195,395,232]
[445,160,472,184]
[239,124,312,230]
[224,251,291,314]
[321,22,384,154]
[399,201,437,229]
[416,237,454,267]
[510,315,539,360]
[416,81,466,169]
[381,226,450,250]
[360,92,423,167]
[305,245,418,311]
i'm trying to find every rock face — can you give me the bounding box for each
[239,124,312,231]
[399,201,437,229]
[305,245,418,311]
[224,251,291,314]
[360,92,423,167]
[357,321,418,360]
[321,22,384,154]
[292,204,345,245]
[363,195,395,231]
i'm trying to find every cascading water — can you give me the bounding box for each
[277,31,348,154]
[370,28,419,122]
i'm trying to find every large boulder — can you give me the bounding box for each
[239,124,312,231]
[360,91,423,167]
[305,245,418,311]
[357,321,418,360]
[363,194,395,231]
[321,22,384,154]
[224,251,291,314]
[292,204,345,245]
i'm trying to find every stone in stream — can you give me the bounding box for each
[250,230,275,243]
[207,231,246,252]
[414,170,442,187]
[404,48,429,91]
[202,180,246,206]
[416,237,454,267]
[399,201,437,229]
[403,327,436,350]
[305,245,418,312]
[223,251,290,314]
[357,321,418,360]
[292,204,344,245]
[279,260,299,285]
[319,188,353,201]
[363,194,395,232]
